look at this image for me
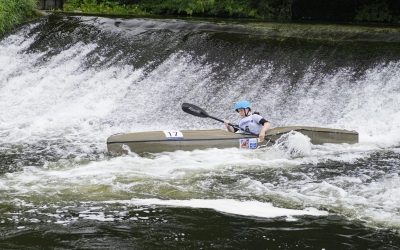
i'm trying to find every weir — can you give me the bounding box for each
[1,15,399,146]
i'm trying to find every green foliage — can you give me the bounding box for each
[250,0,292,20]
[64,0,258,18]
[355,1,393,22]
[62,0,399,23]
[138,0,256,18]
[0,0,37,36]
[63,0,146,15]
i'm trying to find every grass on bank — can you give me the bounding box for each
[63,0,259,18]
[64,0,147,16]
[0,0,37,36]
[63,0,399,24]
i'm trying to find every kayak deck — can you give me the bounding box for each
[107,126,358,155]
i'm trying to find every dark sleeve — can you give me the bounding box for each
[258,118,269,125]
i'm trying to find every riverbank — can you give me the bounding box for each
[0,0,39,37]
[62,0,400,24]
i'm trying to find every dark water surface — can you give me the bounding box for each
[1,207,399,249]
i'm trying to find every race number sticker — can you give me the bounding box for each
[239,138,258,149]
[163,130,184,140]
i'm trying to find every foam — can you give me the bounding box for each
[112,199,329,219]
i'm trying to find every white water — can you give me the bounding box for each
[1,24,400,148]
[115,199,328,218]
[1,21,400,230]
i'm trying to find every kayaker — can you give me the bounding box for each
[224,100,270,142]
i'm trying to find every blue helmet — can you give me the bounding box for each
[234,100,251,112]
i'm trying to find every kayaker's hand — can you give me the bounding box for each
[224,120,235,133]
[224,120,230,128]
[258,134,265,142]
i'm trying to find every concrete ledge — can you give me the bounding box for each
[38,0,64,10]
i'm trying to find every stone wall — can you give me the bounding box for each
[38,0,64,10]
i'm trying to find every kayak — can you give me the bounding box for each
[106,126,358,155]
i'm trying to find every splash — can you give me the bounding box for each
[271,131,312,158]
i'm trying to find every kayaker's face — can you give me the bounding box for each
[238,108,248,118]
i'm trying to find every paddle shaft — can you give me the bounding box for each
[207,114,259,136]
[207,113,275,143]
[181,103,272,140]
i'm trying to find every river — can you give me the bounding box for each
[0,14,400,249]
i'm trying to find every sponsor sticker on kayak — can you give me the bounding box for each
[239,138,257,149]
[163,130,184,140]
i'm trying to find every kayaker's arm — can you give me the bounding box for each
[258,119,270,142]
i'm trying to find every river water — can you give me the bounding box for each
[0,14,400,249]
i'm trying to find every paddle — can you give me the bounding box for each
[181,103,276,145]
[181,103,257,136]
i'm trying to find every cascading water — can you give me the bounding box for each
[0,14,399,248]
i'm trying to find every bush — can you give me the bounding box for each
[355,1,393,22]
[63,0,145,15]
[0,0,37,36]
[250,0,292,20]
[64,0,257,18]
[139,0,257,17]
[62,0,400,23]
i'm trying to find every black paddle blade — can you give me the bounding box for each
[181,103,209,118]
